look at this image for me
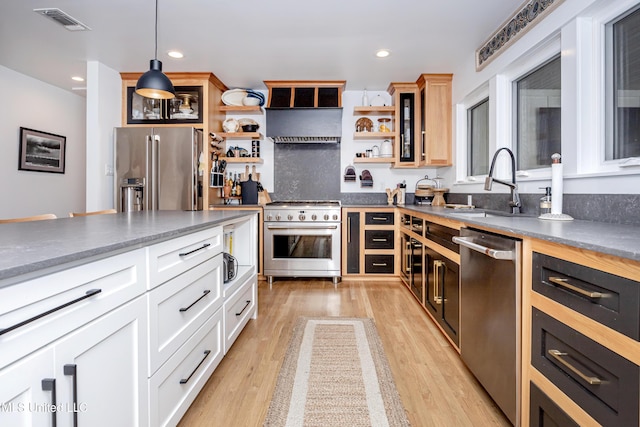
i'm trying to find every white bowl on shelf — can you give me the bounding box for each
[242,96,260,106]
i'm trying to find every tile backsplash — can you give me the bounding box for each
[272,143,341,201]
[446,193,640,226]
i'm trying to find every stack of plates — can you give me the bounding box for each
[222,89,266,107]
[222,89,247,106]
[246,90,265,106]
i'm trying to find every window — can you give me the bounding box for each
[514,55,561,170]
[606,6,640,160]
[467,98,489,176]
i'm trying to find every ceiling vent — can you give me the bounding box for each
[33,8,91,31]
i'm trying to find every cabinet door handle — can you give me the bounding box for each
[372,263,388,267]
[547,349,603,385]
[42,378,57,427]
[179,350,211,384]
[421,130,426,159]
[179,243,211,257]
[434,260,444,304]
[548,277,603,299]
[372,238,387,242]
[405,240,412,272]
[63,364,78,427]
[347,217,351,244]
[236,300,251,316]
[0,289,102,337]
[179,290,211,312]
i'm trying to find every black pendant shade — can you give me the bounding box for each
[135,0,175,100]
[135,59,175,99]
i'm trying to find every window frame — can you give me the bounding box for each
[604,4,640,164]
[467,97,490,178]
[513,54,562,172]
[455,84,490,184]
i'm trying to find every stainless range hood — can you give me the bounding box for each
[266,108,342,143]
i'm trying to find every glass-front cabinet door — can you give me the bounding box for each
[126,85,203,125]
[399,93,415,163]
[388,82,421,167]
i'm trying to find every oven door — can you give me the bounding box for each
[264,222,341,277]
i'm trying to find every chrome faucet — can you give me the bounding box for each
[484,147,521,214]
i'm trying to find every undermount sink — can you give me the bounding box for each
[447,209,533,219]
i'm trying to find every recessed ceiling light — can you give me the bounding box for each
[71,76,84,82]
[168,51,184,59]
[375,49,391,58]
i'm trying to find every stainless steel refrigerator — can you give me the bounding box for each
[114,127,203,212]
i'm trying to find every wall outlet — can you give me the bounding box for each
[105,164,114,176]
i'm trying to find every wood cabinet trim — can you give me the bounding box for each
[530,369,599,427]
[529,238,640,281]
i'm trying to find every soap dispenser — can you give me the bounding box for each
[539,187,552,215]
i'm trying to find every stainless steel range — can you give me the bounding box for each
[263,201,341,285]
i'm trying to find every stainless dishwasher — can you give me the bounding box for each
[453,228,521,426]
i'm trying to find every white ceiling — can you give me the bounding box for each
[0,0,520,94]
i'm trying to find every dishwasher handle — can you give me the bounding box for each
[452,236,515,260]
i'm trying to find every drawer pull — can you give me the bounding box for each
[179,290,211,312]
[548,349,603,385]
[179,350,211,384]
[41,378,57,427]
[236,300,251,316]
[179,243,211,257]
[372,217,388,221]
[372,238,388,242]
[548,277,603,299]
[372,263,388,267]
[63,364,78,427]
[0,289,102,337]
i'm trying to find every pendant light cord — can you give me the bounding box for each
[154,0,158,60]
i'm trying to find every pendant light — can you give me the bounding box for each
[135,0,175,99]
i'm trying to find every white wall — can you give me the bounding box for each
[340,90,441,195]
[85,61,122,211]
[445,0,640,195]
[0,65,86,219]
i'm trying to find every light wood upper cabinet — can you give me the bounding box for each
[416,74,453,167]
[388,82,422,168]
[120,72,228,208]
[263,80,346,108]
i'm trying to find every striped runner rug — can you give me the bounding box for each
[263,317,411,427]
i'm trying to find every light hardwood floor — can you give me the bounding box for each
[178,279,512,427]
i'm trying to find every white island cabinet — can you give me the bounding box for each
[0,210,258,427]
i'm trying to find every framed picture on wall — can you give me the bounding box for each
[19,127,66,174]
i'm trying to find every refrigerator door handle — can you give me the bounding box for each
[151,134,159,210]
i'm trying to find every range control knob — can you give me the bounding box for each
[287,214,293,221]
[332,214,339,221]
[299,214,306,221]
[311,214,317,221]
[266,215,272,221]
[275,214,281,221]
[324,214,330,221]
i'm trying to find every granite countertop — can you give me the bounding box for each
[0,210,257,285]
[400,205,640,262]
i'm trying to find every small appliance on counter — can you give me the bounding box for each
[414,175,447,206]
[414,175,436,205]
[223,252,237,283]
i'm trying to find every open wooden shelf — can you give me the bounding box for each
[353,106,395,115]
[354,132,394,140]
[218,132,262,139]
[353,157,393,163]
[221,157,264,164]
[218,105,263,114]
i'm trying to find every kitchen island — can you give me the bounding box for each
[0,210,258,427]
